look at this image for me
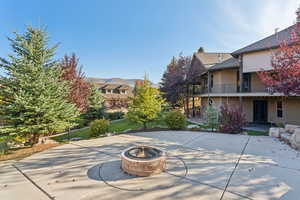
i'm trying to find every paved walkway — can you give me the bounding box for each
[1,131,300,200]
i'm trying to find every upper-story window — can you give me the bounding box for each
[242,73,251,92]
[121,89,126,94]
[107,89,112,94]
[101,89,106,93]
[277,101,283,118]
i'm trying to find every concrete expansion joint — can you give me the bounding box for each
[11,164,55,200]
[220,136,251,200]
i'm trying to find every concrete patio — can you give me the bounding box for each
[1,131,300,200]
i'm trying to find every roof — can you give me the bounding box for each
[195,52,232,67]
[232,25,294,56]
[209,57,239,71]
[99,84,131,90]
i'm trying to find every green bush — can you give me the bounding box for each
[90,119,110,137]
[105,112,125,120]
[165,110,187,130]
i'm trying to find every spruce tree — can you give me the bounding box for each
[83,84,104,121]
[0,26,79,145]
[127,78,165,129]
[204,105,219,131]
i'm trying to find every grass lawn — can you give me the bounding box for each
[52,119,169,143]
[246,130,269,136]
[51,119,269,143]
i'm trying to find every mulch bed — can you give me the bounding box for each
[0,143,60,161]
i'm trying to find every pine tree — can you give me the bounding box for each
[0,26,79,145]
[204,105,219,131]
[83,84,104,121]
[127,78,165,129]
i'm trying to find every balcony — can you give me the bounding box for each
[194,83,268,95]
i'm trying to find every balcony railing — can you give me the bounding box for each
[194,84,268,95]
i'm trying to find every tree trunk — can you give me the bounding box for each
[29,133,40,147]
[143,122,147,130]
[186,84,189,117]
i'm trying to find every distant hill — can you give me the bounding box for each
[87,77,159,88]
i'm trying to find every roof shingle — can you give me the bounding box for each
[232,25,294,56]
[209,57,239,71]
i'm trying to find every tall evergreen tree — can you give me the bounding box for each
[0,26,79,145]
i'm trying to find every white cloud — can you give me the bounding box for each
[213,0,300,50]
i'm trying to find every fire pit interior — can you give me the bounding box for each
[121,146,166,177]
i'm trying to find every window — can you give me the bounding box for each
[277,101,283,118]
[242,73,251,92]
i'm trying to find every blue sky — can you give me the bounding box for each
[0,0,299,83]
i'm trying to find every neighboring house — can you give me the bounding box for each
[96,83,133,112]
[196,25,300,125]
[87,77,158,112]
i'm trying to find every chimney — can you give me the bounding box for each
[296,5,300,23]
[275,28,279,41]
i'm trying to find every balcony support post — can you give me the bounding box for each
[192,84,195,117]
[207,71,211,104]
[239,55,243,104]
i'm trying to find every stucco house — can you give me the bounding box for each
[96,83,133,112]
[195,25,300,125]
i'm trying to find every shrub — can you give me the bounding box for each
[90,119,110,137]
[105,112,125,120]
[75,117,89,128]
[203,105,219,131]
[219,103,246,134]
[82,107,105,122]
[165,110,187,130]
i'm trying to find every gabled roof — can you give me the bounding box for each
[195,52,232,67]
[232,25,294,56]
[99,84,131,90]
[209,57,239,71]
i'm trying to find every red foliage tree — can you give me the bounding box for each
[61,54,91,112]
[219,103,246,134]
[160,54,191,107]
[257,9,300,96]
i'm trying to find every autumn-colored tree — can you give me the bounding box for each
[160,54,191,108]
[127,78,165,129]
[257,9,300,96]
[61,54,91,112]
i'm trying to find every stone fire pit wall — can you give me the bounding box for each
[121,147,166,177]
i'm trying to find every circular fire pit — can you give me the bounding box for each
[121,146,166,177]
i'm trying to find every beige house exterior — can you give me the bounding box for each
[196,25,300,125]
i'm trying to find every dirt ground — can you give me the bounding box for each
[0,143,60,161]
